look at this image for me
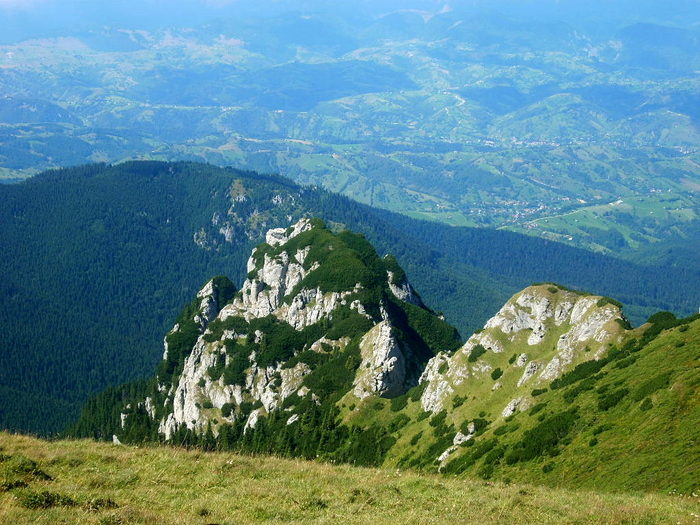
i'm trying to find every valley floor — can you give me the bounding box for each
[0,433,698,524]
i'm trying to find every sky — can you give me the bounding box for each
[1,0,698,45]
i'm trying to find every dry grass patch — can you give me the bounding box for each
[0,433,698,524]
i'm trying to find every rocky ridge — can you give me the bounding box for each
[125,218,456,439]
[419,285,627,416]
[76,217,698,491]
[410,284,629,468]
[121,224,632,451]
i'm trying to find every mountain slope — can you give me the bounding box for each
[74,221,700,494]
[2,161,699,435]
[387,288,700,494]
[73,219,460,452]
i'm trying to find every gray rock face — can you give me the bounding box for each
[164,339,210,436]
[194,279,220,327]
[152,266,314,438]
[120,410,129,429]
[353,321,413,399]
[437,427,477,468]
[462,332,504,354]
[419,353,454,413]
[486,289,623,354]
[453,432,471,446]
[144,397,156,419]
[163,278,221,362]
[158,277,237,438]
[517,361,540,387]
[438,445,458,464]
[417,284,627,420]
[221,224,360,332]
[502,397,526,418]
[265,218,314,246]
[277,286,357,330]
[387,271,424,307]
[222,250,308,320]
[245,409,262,432]
[469,287,625,387]
[280,363,311,400]
[555,301,574,325]
[485,291,553,344]
[539,296,621,381]
[159,326,315,438]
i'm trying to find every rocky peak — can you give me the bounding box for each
[479,285,626,353]
[126,218,459,440]
[265,218,314,246]
[194,279,222,327]
[384,254,425,308]
[221,218,367,329]
[419,284,628,414]
[387,271,425,308]
[162,276,236,363]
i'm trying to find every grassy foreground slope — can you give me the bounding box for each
[422,314,700,493]
[0,434,699,525]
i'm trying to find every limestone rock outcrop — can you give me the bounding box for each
[122,218,449,440]
[353,321,415,399]
[419,284,627,414]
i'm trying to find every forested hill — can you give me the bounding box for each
[1,161,698,435]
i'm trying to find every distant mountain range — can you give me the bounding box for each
[0,1,698,262]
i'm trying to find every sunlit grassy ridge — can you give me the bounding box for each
[378,313,700,492]
[1,433,699,525]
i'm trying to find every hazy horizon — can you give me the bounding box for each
[1,0,699,44]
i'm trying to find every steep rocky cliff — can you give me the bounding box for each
[123,218,460,440]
